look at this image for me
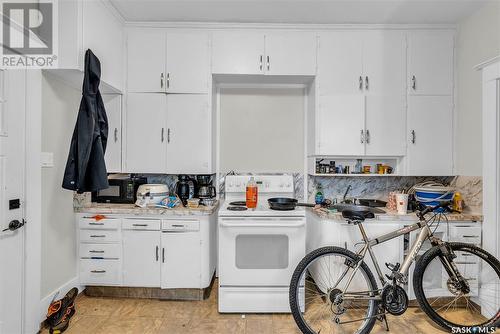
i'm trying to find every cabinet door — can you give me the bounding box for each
[365,95,406,156]
[363,30,406,96]
[123,230,161,287]
[212,31,264,74]
[317,32,363,95]
[407,96,453,175]
[127,29,166,92]
[408,31,454,96]
[125,93,167,173]
[317,95,365,156]
[166,94,211,174]
[166,32,209,93]
[102,94,122,172]
[161,231,201,289]
[264,32,317,75]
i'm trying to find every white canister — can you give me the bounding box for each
[395,193,409,214]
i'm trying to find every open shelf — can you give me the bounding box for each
[309,173,400,177]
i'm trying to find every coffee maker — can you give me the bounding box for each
[196,175,216,200]
[175,175,197,206]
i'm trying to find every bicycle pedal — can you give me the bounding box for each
[385,262,400,271]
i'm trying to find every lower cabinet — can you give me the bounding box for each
[123,230,161,287]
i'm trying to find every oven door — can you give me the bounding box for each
[218,216,305,286]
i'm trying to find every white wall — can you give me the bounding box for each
[219,87,305,173]
[455,1,500,176]
[41,73,79,297]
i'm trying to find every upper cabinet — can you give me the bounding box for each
[102,94,122,173]
[408,31,454,96]
[212,31,317,75]
[127,30,209,93]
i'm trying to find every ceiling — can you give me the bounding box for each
[109,0,490,24]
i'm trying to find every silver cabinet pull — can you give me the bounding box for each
[360,130,364,144]
[162,248,165,263]
[366,129,370,144]
[132,224,148,227]
[90,235,105,238]
[167,128,171,143]
[359,76,363,90]
[266,55,270,71]
[160,73,164,89]
[411,75,416,90]
[156,246,159,261]
[90,270,106,273]
[171,224,185,228]
[365,76,369,90]
[166,72,170,89]
[161,128,165,142]
[114,128,118,142]
[259,55,263,71]
[411,130,416,144]
[89,222,104,226]
[89,250,104,253]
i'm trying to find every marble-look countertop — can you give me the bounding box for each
[311,207,483,222]
[74,202,219,216]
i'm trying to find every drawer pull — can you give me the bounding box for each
[90,270,106,273]
[171,224,185,228]
[132,224,148,227]
[89,250,104,253]
[90,235,106,238]
[88,222,104,226]
[462,235,478,238]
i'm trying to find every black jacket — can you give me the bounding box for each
[62,49,109,193]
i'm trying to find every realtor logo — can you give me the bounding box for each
[1,1,57,68]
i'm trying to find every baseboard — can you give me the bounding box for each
[39,277,84,323]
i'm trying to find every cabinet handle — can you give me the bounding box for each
[359,76,363,90]
[161,128,165,142]
[162,248,165,263]
[171,224,185,228]
[365,76,369,90]
[360,130,364,144]
[156,246,159,261]
[88,222,104,226]
[366,129,370,144]
[411,75,416,90]
[89,250,104,253]
[259,55,263,71]
[167,128,171,143]
[166,72,170,89]
[90,270,106,274]
[90,235,105,238]
[114,128,118,142]
[132,224,148,227]
[160,73,164,88]
[411,130,416,144]
[266,55,270,71]
[462,235,478,238]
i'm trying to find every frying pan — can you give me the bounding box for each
[268,197,316,211]
[357,199,387,208]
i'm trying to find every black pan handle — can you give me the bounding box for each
[296,203,316,208]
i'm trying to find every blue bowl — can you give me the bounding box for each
[415,189,454,212]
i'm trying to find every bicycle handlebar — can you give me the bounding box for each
[416,201,454,220]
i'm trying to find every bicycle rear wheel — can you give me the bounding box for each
[289,246,379,334]
[413,242,500,331]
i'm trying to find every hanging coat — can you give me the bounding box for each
[62,49,109,193]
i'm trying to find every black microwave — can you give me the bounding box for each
[91,175,147,204]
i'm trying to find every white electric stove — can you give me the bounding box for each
[218,175,305,313]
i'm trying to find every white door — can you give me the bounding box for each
[317,95,365,156]
[166,94,211,174]
[166,32,209,93]
[408,31,454,96]
[211,31,264,75]
[407,96,453,175]
[317,31,363,95]
[102,94,121,173]
[365,95,406,156]
[264,32,317,75]
[0,70,26,334]
[122,230,161,287]
[363,30,406,96]
[127,29,166,92]
[125,93,167,173]
[161,231,201,288]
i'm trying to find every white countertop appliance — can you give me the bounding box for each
[218,175,305,313]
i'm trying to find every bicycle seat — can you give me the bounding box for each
[342,210,375,222]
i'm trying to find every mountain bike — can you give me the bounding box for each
[289,202,500,333]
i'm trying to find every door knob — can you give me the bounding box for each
[2,219,25,232]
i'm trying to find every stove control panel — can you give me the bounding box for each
[225,175,294,194]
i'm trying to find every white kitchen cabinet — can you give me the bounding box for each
[166,94,211,174]
[127,29,166,93]
[161,230,202,289]
[407,96,453,175]
[123,229,161,287]
[408,31,454,96]
[316,95,365,156]
[166,32,209,93]
[211,31,316,75]
[102,94,122,172]
[125,93,167,173]
[264,32,317,75]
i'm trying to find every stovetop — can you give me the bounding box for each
[218,198,306,217]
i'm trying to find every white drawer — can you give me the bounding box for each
[79,216,120,230]
[449,225,481,244]
[80,259,121,285]
[79,229,120,243]
[455,251,479,264]
[162,220,199,231]
[79,243,121,259]
[122,219,161,231]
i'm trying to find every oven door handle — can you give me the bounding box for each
[219,222,305,228]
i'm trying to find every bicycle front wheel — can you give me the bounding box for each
[413,242,500,331]
[289,246,379,334]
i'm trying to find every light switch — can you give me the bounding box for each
[41,152,54,168]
